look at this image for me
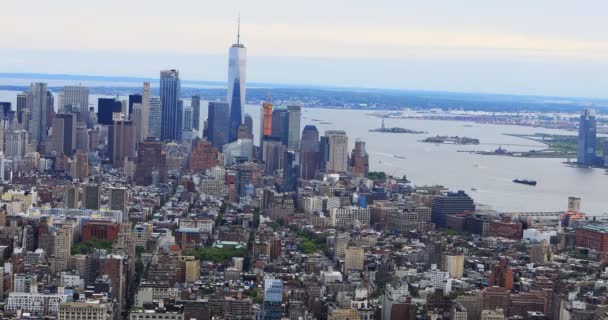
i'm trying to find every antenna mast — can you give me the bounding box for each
[237,14,241,46]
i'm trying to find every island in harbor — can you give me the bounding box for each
[422,135,480,145]
[370,127,426,134]
[369,117,426,134]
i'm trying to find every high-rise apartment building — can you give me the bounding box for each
[334,232,349,259]
[110,187,128,219]
[160,69,181,140]
[228,23,246,143]
[488,258,514,290]
[51,224,73,273]
[442,254,465,279]
[83,184,101,210]
[568,196,581,213]
[350,140,369,177]
[325,130,349,173]
[344,246,364,271]
[207,102,229,150]
[64,186,79,209]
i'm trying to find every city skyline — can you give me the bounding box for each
[1,1,608,98]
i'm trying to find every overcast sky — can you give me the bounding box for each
[1,0,608,97]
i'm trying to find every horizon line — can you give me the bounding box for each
[0,72,607,102]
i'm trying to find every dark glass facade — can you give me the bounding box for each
[207,102,229,150]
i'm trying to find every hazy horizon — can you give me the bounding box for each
[2,0,608,98]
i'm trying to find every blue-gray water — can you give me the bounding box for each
[1,90,606,215]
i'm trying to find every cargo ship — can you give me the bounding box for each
[513,179,537,186]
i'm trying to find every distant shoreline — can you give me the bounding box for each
[1,72,608,113]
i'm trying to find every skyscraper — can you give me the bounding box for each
[300,125,320,180]
[229,78,242,142]
[128,93,142,118]
[184,106,193,131]
[350,140,369,177]
[27,82,50,148]
[141,82,150,139]
[244,113,253,139]
[16,92,27,124]
[287,105,301,151]
[191,95,201,131]
[176,99,184,141]
[188,139,219,172]
[148,96,161,138]
[263,279,283,320]
[271,106,289,146]
[319,136,329,172]
[260,102,273,147]
[132,103,146,144]
[83,184,101,210]
[72,150,89,180]
[61,85,89,123]
[109,187,128,218]
[160,69,180,140]
[577,109,599,166]
[228,20,247,144]
[263,136,285,174]
[110,120,135,168]
[51,113,77,156]
[431,190,475,228]
[135,139,168,186]
[325,130,349,173]
[207,102,229,150]
[97,98,122,125]
[282,150,299,192]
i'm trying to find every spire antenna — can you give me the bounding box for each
[237,13,241,46]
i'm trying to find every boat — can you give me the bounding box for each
[394,155,406,159]
[513,179,537,186]
[471,187,477,191]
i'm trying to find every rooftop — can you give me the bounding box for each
[580,224,608,233]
